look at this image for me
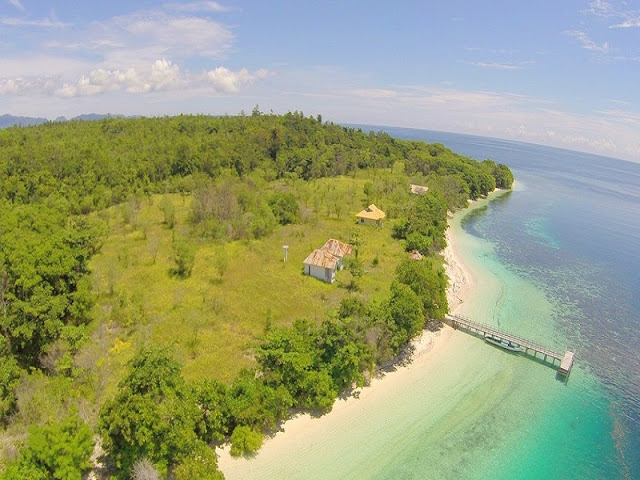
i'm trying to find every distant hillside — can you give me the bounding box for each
[0,113,48,128]
[0,113,120,128]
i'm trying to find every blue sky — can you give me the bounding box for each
[1,0,638,161]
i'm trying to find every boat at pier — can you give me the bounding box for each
[484,336,525,353]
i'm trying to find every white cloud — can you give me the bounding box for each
[2,60,272,98]
[165,1,229,12]
[392,85,535,109]
[54,59,185,98]
[0,3,245,105]
[585,0,616,17]
[349,88,398,99]
[584,1,640,28]
[2,55,92,77]
[8,0,24,11]
[0,5,250,99]
[207,67,273,93]
[32,7,234,73]
[564,30,610,53]
[0,76,57,95]
[0,2,271,100]
[97,11,233,67]
[0,16,70,28]
[149,58,182,90]
[466,61,534,70]
[607,98,631,106]
[610,17,640,28]
[599,109,640,124]
[612,55,640,62]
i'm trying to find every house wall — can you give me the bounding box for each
[358,217,380,226]
[306,264,335,283]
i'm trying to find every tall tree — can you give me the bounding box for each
[99,346,201,476]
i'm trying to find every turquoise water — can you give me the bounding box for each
[398,130,640,479]
[220,131,639,479]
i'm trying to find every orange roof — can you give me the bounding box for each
[322,238,353,257]
[356,204,386,220]
[303,249,339,269]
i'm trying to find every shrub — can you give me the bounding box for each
[0,413,94,480]
[230,425,263,457]
[268,192,300,225]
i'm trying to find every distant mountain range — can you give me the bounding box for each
[0,113,121,129]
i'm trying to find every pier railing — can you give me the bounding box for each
[444,314,574,376]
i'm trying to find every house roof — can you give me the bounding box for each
[409,250,423,260]
[356,204,386,220]
[410,184,429,195]
[303,248,339,269]
[322,238,353,257]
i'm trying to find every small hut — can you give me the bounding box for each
[409,250,423,261]
[356,204,386,226]
[410,184,429,195]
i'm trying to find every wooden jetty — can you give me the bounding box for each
[445,314,574,377]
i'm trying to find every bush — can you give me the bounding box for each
[227,371,293,430]
[230,425,263,457]
[193,379,231,443]
[388,282,425,344]
[172,235,196,278]
[159,196,176,228]
[173,442,224,480]
[268,192,300,225]
[338,297,367,319]
[395,259,447,320]
[0,413,94,480]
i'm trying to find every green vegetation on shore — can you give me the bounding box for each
[0,112,512,478]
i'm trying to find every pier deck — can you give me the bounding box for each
[559,351,574,376]
[445,314,574,376]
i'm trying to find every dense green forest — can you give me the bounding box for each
[0,112,512,479]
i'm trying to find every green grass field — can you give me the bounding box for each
[88,169,414,387]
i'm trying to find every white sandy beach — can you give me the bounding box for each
[217,204,481,478]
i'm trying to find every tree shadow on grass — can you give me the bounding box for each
[167,267,191,279]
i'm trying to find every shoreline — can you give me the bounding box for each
[217,190,506,478]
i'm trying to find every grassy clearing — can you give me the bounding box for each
[86,169,412,389]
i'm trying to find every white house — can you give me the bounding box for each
[303,238,353,283]
[303,248,340,283]
[356,204,386,226]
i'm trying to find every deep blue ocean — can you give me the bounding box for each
[363,126,640,478]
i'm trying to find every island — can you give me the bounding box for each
[0,112,512,479]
